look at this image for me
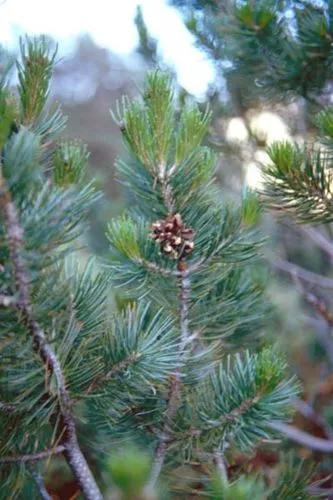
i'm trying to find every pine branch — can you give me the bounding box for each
[0,446,65,464]
[0,173,102,500]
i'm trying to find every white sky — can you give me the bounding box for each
[0,0,215,96]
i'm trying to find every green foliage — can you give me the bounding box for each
[17,36,56,123]
[241,188,262,226]
[0,38,299,498]
[1,127,41,194]
[0,37,103,497]
[262,141,333,224]
[175,1,333,104]
[101,303,179,389]
[192,349,298,452]
[0,92,17,150]
[53,140,89,186]
[267,456,316,500]
[206,456,316,500]
[316,106,333,152]
[107,445,151,499]
[107,70,298,492]
[207,475,265,500]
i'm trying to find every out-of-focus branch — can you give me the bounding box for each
[269,421,333,452]
[301,289,333,328]
[299,225,333,261]
[294,398,333,440]
[29,467,52,500]
[291,274,333,367]
[269,256,333,289]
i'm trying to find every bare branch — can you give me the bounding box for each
[299,225,333,260]
[294,398,333,440]
[301,289,333,327]
[0,175,103,500]
[0,445,65,464]
[29,468,52,500]
[269,256,333,289]
[269,421,333,452]
[290,273,333,367]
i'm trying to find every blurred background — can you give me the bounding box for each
[3,0,333,495]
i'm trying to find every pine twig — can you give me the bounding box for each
[148,268,191,487]
[0,446,65,464]
[0,176,103,500]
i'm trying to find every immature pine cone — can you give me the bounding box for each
[151,213,195,260]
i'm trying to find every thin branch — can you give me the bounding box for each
[29,467,52,500]
[269,421,333,452]
[0,175,102,500]
[148,267,191,487]
[299,287,333,328]
[291,273,333,366]
[213,451,228,483]
[298,225,333,260]
[0,445,65,464]
[179,269,190,346]
[294,398,333,440]
[137,258,179,277]
[269,256,333,289]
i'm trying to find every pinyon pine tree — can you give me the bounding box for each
[0,37,300,499]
